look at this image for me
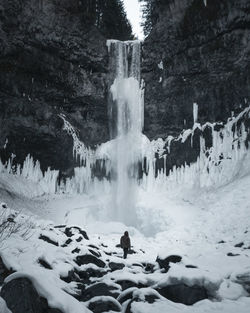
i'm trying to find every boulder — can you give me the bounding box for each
[156,255,182,271]
[75,255,105,268]
[65,227,89,240]
[0,258,13,286]
[88,297,121,313]
[80,283,120,301]
[109,262,125,272]
[39,235,58,247]
[0,278,62,313]
[157,284,208,305]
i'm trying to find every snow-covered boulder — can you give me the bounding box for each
[156,254,182,271]
[80,282,121,302]
[1,277,63,313]
[156,283,208,305]
[75,254,106,268]
[87,296,122,313]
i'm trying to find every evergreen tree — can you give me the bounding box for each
[83,0,133,40]
[139,0,160,37]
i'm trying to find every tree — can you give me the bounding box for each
[139,0,160,37]
[83,0,133,40]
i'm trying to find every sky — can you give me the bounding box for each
[123,0,144,40]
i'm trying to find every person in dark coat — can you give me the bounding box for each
[120,231,131,259]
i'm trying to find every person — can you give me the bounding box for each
[120,231,131,259]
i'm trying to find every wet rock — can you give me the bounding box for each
[87,297,122,313]
[80,283,120,301]
[157,284,208,305]
[109,262,125,272]
[75,255,105,268]
[156,255,182,271]
[1,277,62,313]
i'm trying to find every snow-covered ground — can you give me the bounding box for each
[0,156,250,312]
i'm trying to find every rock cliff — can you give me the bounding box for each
[142,0,250,139]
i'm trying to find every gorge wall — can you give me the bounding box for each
[0,0,113,176]
[142,0,250,139]
[0,0,249,176]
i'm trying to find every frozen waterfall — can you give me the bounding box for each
[107,40,144,225]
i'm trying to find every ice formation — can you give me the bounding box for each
[106,40,144,225]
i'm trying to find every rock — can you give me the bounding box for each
[39,235,58,246]
[233,272,250,293]
[76,236,83,243]
[88,249,101,258]
[0,0,110,174]
[78,268,107,285]
[109,262,125,272]
[142,263,155,273]
[38,258,52,270]
[117,288,138,304]
[156,255,182,271]
[75,254,105,268]
[227,252,240,257]
[65,227,89,240]
[60,270,81,284]
[157,284,208,305]
[71,248,81,254]
[80,283,120,302]
[0,258,13,286]
[124,288,162,313]
[87,297,122,313]
[185,265,198,269]
[0,277,62,313]
[61,238,72,247]
[234,242,244,248]
[115,279,146,291]
[142,0,250,139]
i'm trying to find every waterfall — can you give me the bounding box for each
[107,40,144,225]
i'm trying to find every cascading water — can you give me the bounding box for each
[107,40,144,225]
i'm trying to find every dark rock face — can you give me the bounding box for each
[142,0,250,139]
[1,277,62,313]
[0,0,109,175]
[157,283,208,305]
